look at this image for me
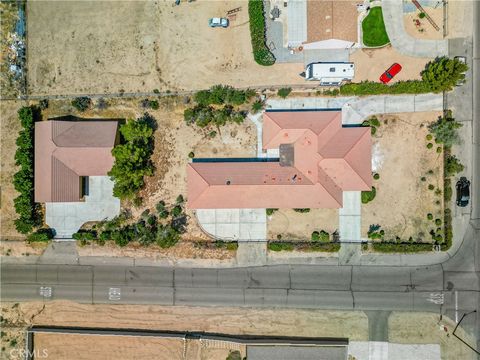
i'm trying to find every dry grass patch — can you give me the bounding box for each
[267,209,338,241]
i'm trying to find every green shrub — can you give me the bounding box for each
[248,0,275,66]
[266,208,278,216]
[214,240,239,251]
[428,184,435,190]
[373,173,380,180]
[444,178,452,201]
[27,228,54,242]
[419,12,426,19]
[171,205,183,217]
[252,100,263,113]
[445,154,464,176]
[184,104,245,128]
[268,242,294,251]
[361,186,376,204]
[188,151,195,158]
[442,208,453,250]
[277,87,292,98]
[149,100,159,110]
[72,231,96,241]
[311,230,329,242]
[426,134,433,140]
[108,114,155,199]
[71,97,91,112]
[436,147,442,153]
[293,208,310,213]
[209,130,217,138]
[435,219,442,226]
[372,241,433,253]
[156,225,180,248]
[421,57,468,93]
[427,143,433,149]
[176,194,184,204]
[427,213,433,220]
[421,176,426,182]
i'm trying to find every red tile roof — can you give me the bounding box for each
[187,111,371,209]
[34,120,118,202]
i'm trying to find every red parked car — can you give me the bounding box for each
[379,63,402,84]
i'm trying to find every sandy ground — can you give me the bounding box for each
[0,301,368,340]
[0,240,47,257]
[33,333,185,360]
[389,312,478,360]
[404,8,444,40]
[77,240,235,262]
[362,112,444,240]
[1,100,25,239]
[267,208,338,241]
[350,46,430,83]
[26,0,305,96]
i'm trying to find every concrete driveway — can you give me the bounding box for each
[45,176,120,239]
[196,209,266,241]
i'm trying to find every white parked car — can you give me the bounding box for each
[209,17,229,28]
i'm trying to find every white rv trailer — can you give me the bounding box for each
[305,62,355,85]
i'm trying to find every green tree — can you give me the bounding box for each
[71,97,92,112]
[421,57,468,92]
[156,225,180,248]
[428,112,462,146]
[108,115,155,199]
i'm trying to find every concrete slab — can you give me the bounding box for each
[196,209,266,241]
[45,176,120,238]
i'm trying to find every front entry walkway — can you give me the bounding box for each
[45,176,120,239]
[339,191,362,242]
[196,209,266,241]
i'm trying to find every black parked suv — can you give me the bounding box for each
[456,177,470,207]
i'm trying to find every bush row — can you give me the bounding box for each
[371,242,434,253]
[248,0,275,66]
[194,85,256,106]
[267,241,340,252]
[13,107,43,234]
[184,105,245,128]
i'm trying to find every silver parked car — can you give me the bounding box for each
[208,17,229,28]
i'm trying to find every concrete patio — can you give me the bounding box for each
[45,176,120,239]
[196,209,267,241]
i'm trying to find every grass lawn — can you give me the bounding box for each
[362,7,390,47]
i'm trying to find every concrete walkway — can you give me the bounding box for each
[267,93,444,124]
[45,176,120,239]
[339,191,362,242]
[381,0,448,57]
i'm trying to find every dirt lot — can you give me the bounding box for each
[404,8,444,40]
[362,112,444,241]
[1,100,25,239]
[350,46,430,83]
[26,0,305,96]
[389,312,477,360]
[267,208,338,241]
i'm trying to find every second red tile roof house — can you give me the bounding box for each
[187,110,371,209]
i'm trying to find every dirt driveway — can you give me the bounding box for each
[362,112,444,241]
[26,0,305,96]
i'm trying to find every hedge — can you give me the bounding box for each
[371,242,434,253]
[13,107,42,234]
[248,0,275,66]
[268,241,340,252]
[194,85,256,106]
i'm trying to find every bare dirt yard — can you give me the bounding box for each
[267,209,338,241]
[389,312,478,360]
[362,112,444,241]
[350,46,431,83]
[404,8,444,40]
[26,0,305,96]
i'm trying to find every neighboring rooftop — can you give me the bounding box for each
[187,110,371,209]
[34,118,119,202]
[306,0,359,44]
